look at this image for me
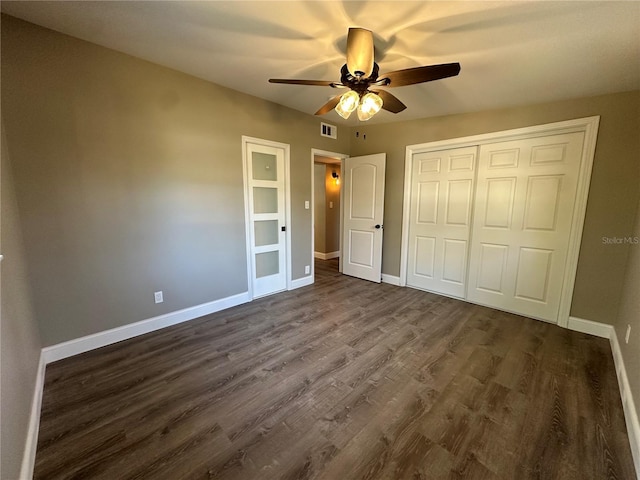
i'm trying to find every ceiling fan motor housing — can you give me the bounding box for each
[340,63,387,95]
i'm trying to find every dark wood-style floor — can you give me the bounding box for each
[35,259,636,479]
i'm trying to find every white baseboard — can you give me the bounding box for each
[314,251,340,260]
[567,316,639,474]
[381,273,401,286]
[610,328,640,478]
[290,275,313,290]
[42,291,250,364]
[22,291,251,479]
[567,316,614,339]
[19,353,46,480]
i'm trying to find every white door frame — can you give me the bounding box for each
[400,116,600,328]
[242,136,292,300]
[311,149,349,278]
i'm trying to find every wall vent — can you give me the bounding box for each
[320,122,337,139]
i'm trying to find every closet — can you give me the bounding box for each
[401,117,598,325]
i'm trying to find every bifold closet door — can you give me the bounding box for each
[466,132,585,322]
[406,146,477,298]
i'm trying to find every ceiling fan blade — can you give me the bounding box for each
[380,63,461,87]
[346,28,374,78]
[315,95,341,115]
[371,89,407,113]
[269,79,335,86]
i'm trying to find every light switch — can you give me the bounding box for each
[305,200,310,209]
[329,201,334,209]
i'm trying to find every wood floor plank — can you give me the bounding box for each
[34,258,637,479]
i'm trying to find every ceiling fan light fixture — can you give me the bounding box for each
[357,92,383,121]
[335,90,359,119]
[269,28,460,119]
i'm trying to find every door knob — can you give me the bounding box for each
[374,224,382,229]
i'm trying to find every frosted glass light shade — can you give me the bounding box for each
[357,92,383,121]
[335,90,359,119]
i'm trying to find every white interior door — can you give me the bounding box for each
[467,132,585,322]
[244,140,288,298]
[406,146,477,298]
[342,153,386,282]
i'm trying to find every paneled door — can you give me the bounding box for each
[467,132,585,322]
[342,153,386,282]
[406,146,477,298]
[243,139,289,298]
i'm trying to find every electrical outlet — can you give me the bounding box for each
[305,265,310,275]
[305,200,310,210]
[625,324,631,344]
[154,291,163,304]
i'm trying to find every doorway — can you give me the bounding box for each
[311,149,348,280]
[314,160,341,260]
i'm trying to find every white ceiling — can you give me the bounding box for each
[2,1,639,125]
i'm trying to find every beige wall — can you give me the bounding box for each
[313,164,341,255]
[314,164,326,253]
[613,197,640,423]
[1,15,350,346]
[349,91,640,325]
[324,165,341,254]
[1,122,43,479]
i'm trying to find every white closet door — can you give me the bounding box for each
[467,132,585,322]
[406,146,477,298]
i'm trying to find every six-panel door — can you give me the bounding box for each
[407,146,477,298]
[466,132,585,322]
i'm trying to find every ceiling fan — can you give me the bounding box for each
[269,28,461,121]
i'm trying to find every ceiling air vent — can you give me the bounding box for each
[320,122,337,139]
